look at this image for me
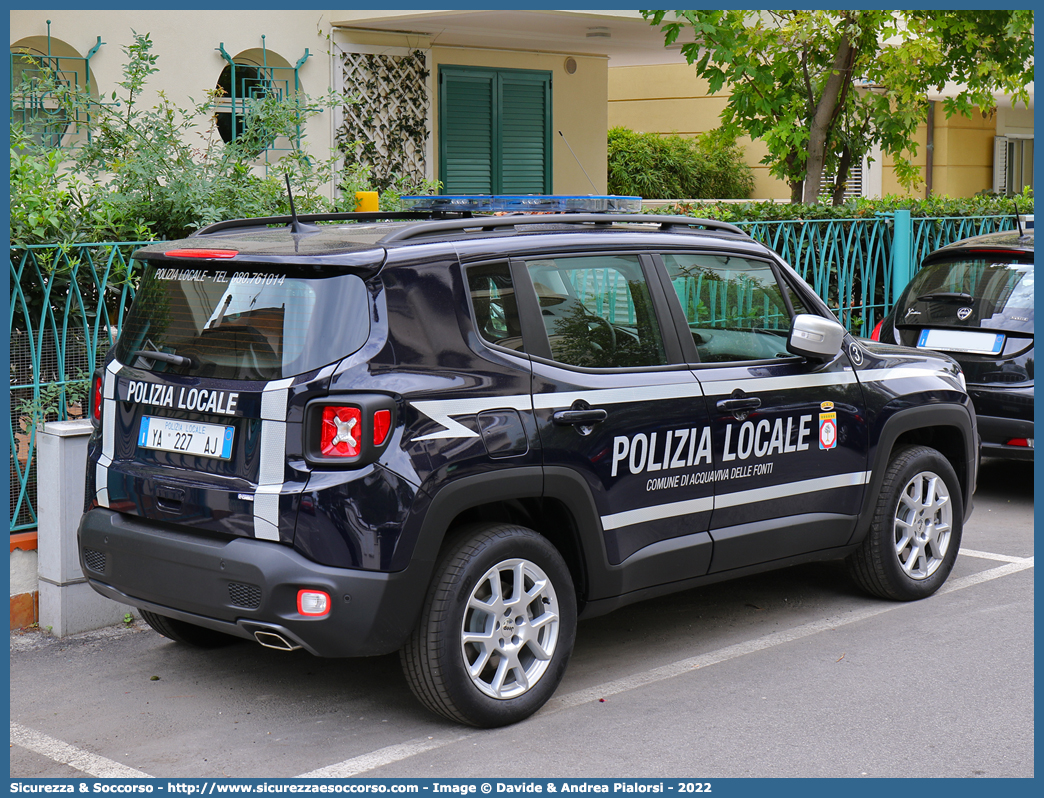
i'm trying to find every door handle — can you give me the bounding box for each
[552,408,608,426]
[715,397,761,413]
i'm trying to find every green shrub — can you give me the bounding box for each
[607,126,754,200]
[652,189,1034,222]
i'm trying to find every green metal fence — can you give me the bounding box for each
[10,241,150,532]
[733,212,1018,336]
[6,213,1020,533]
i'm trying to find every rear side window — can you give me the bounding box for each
[113,265,370,380]
[467,262,526,351]
[525,254,668,369]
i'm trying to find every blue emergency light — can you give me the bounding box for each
[399,194,643,214]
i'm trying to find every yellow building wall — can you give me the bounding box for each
[10,10,336,177]
[608,63,788,200]
[12,12,611,197]
[609,63,1004,201]
[430,48,608,194]
[880,106,997,198]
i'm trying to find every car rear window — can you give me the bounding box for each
[903,255,1033,325]
[113,265,370,380]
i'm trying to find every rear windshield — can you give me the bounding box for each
[113,265,370,380]
[901,256,1033,325]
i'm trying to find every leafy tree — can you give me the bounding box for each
[642,10,1034,204]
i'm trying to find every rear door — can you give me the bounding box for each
[516,252,715,594]
[657,250,870,573]
[93,261,371,543]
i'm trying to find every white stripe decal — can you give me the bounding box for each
[254,378,294,540]
[713,470,872,509]
[258,421,287,486]
[95,463,109,508]
[599,471,871,530]
[405,363,961,443]
[253,487,281,542]
[532,382,705,410]
[413,383,704,441]
[412,395,531,441]
[97,364,121,507]
[857,366,958,385]
[700,371,858,396]
[601,496,714,531]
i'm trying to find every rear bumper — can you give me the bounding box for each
[78,508,432,657]
[977,415,1034,460]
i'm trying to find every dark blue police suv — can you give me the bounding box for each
[79,196,978,727]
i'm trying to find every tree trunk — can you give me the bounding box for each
[801,30,856,204]
[830,145,854,206]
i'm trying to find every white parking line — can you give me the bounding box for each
[11,553,1033,779]
[959,548,1032,564]
[9,722,154,778]
[298,555,1034,777]
[297,733,476,778]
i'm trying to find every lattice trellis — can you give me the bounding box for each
[337,49,429,192]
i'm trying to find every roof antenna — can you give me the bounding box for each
[284,171,319,234]
[1012,197,1025,238]
[558,130,599,194]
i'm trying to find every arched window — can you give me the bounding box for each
[214,60,273,144]
[10,28,100,149]
[213,41,307,163]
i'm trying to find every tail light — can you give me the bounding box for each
[869,320,883,341]
[305,395,396,467]
[90,372,104,426]
[1006,438,1033,448]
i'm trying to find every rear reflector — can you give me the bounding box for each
[91,374,104,424]
[297,590,331,617]
[1006,438,1033,448]
[163,249,238,258]
[373,409,392,446]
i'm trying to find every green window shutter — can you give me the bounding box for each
[439,66,551,194]
[500,72,550,194]
[440,69,495,194]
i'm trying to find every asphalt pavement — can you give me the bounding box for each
[9,458,1034,779]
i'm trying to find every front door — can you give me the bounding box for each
[659,250,870,572]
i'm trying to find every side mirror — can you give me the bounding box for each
[788,314,844,361]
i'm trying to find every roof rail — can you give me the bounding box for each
[378,214,748,244]
[191,209,473,237]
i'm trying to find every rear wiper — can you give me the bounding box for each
[131,350,196,368]
[916,291,973,303]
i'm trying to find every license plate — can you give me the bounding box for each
[138,416,234,459]
[917,328,1005,355]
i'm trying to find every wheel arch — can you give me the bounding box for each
[412,466,610,612]
[850,403,977,546]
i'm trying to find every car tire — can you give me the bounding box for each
[847,445,963,601]
[400,523,577,728]
[140,609,237,648]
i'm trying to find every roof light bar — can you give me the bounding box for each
[399,195,643,214]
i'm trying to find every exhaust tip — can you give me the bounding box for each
[253,630,301,651]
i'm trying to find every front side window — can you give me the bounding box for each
[526,255,667,369]
[664,253,804,363]
[114,265,370,381]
